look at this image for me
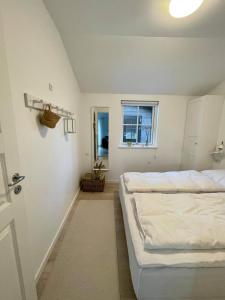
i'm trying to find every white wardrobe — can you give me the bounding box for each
[181,95,224,170]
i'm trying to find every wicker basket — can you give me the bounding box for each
[80,173,105,192]
[40,105,61,128]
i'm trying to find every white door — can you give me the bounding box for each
[0,17,37,300]
[182,99,202,170]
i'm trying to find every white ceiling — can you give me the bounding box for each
[44,0,225,95]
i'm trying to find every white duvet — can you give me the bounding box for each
[124,170,225,193]
[134,192,225,250]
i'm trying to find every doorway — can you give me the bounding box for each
[92,107,109,170]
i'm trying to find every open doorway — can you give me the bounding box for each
[97,112,109,158]
[92,107,109,170]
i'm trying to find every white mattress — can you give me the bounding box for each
[119,176,225,300]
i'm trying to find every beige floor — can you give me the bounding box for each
[37,183,137,300]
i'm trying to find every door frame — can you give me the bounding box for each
[90,107,109,171]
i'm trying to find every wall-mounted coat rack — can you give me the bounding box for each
[24,93,74,118]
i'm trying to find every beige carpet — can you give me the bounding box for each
[40,200,120,300]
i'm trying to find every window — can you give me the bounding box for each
[121,101,158,146]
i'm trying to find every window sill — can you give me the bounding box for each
[118,144,158,149]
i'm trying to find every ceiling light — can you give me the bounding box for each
[169,0,204,18]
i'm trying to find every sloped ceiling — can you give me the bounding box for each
[44,0,225,95]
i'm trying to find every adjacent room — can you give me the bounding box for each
[1,0,225,300]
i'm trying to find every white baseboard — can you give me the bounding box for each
[34,188,80,283]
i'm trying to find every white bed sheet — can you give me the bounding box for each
[119,176,225,300]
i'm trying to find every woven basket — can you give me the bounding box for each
[40,105,61,128]
[80,173,105,192]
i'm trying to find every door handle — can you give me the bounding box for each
[8,173,25,187]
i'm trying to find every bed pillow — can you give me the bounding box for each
[219,178,225,187]
[202,169,225,185]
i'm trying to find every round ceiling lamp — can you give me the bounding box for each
[169,0,204,18]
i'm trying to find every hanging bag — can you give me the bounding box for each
[40,104,61,128]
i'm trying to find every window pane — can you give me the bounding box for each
[137,125,152,144]
[138,106,152,125]
[123,105,138,124]
[123,125,137,143]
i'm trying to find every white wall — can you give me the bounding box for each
[209,80,225,95]
[0,0,81,278]
[80,93,189,181]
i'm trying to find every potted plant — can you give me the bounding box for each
[80,161,105,192]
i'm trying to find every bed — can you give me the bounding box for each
[119,170,225,300]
